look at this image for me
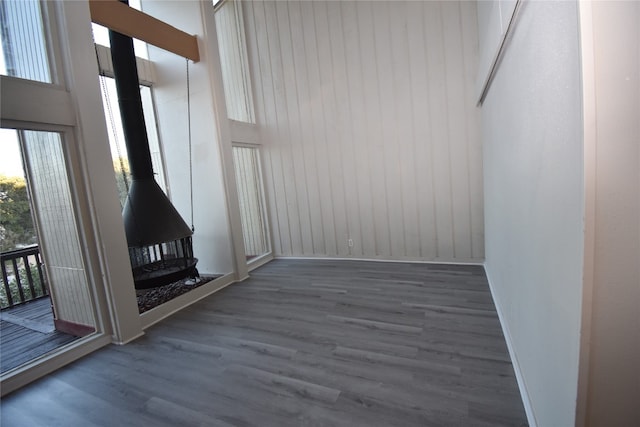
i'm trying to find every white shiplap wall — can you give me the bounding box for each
[244,0,482,262]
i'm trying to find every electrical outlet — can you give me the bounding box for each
[348,239,354,247]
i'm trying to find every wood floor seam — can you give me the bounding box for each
[1,259,528,427]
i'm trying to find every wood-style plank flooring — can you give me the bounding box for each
[1,259,528,426]
[1,297,77,374]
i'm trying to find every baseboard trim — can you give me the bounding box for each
[111,330,145,346]
[248,253,274,271]
[484,264,538,427]
[139,273,238,330]
[54,319,95,337]
[274,255,484,266]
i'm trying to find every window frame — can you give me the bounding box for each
[0,0,142,395]
[214,0,255,124]
[231,142,273,270]
[0,119,112,391]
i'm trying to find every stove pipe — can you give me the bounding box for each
[108,23,192,248]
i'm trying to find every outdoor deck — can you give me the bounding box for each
[0,297,78,374]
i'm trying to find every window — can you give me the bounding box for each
[0,129,36,254]
[215,0,255,123]
[20,130,96,332]
[0,1,112,382]
[1,128,99,374]
[0,0,53,83]
[97,75,168,207]
[90,0,149,60]
[91,23,168,208]
[232,145,270,261]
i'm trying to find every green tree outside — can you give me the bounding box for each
[0,175,37,252]
[1,157,131,254]
[113,157,131,208]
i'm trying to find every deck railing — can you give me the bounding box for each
[1,245,48,309]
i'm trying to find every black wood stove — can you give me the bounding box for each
[109,10,198,289]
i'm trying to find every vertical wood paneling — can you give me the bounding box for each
[340,1,375,257]
[274,1,313,255]
[286,1,325,255]
[327,1,359,257]
[264,1,302,255]
[443,1,472,260]
[373,1,404,258]
[314,1,350,257]
[325,1,352,257]
[460,3,484,259]
[301,1,338,256]
[424,1,455,259]
[407,1,437,260]
[244,1,483,262]
[245,1,284,255]
[357,2,390,257]
[389,2,419,257]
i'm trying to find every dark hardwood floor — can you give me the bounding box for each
[1,297,78,374]
[1,259,528,426]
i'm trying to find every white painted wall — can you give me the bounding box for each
[142,1,235,275]
[244,0,483,262]
[481,1,584,426]
[475,0,518,100]
[579,2,640,425]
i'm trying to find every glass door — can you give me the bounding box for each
[232,144,271,264]
[0,128,98,374]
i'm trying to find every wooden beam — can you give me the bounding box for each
[89,0,200,62]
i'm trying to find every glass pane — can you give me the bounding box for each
[0,129,37,253]
[90,0,148,60]
[0,0,52,83]
[215,1,255,123]
[141,85,167,193]
[232,145,270,260]
[20,130,95,332]
[1,129,96,373]
[98,76,167,207]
